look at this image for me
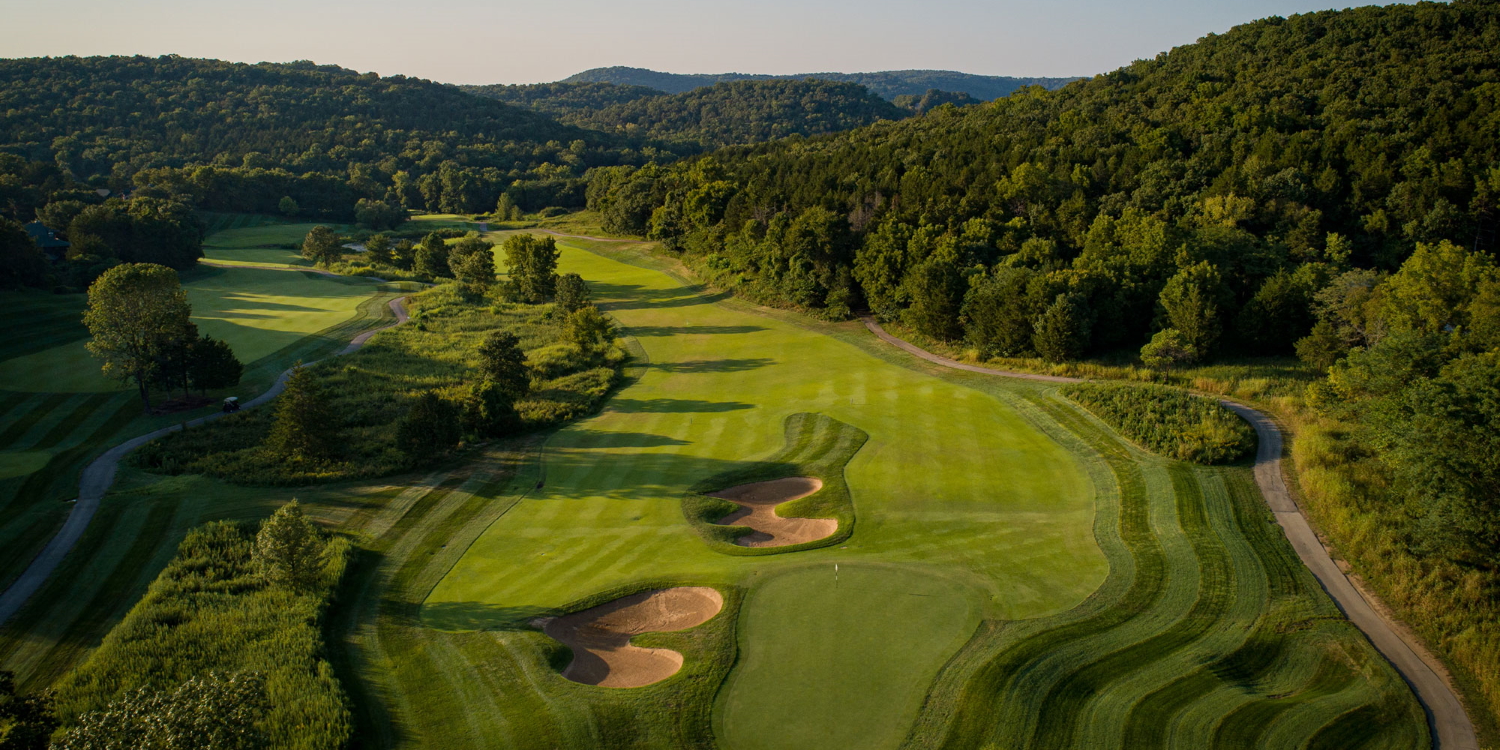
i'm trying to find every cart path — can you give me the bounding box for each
[860,316,1477,750]
[0,296,411,626]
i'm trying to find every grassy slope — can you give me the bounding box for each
[0,233,403,688]
[393,234,1422,750]
[418,237,1100,750]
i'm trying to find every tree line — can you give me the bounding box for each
[584,1,1500,368]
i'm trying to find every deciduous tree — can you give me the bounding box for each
[83,263,193,410]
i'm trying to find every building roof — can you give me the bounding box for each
[22,221,70,249]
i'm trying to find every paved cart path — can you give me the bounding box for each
[0,297,410,625]
[860,316,1477,750]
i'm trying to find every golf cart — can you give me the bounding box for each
[222,396,241,413]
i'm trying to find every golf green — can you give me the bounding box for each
[718,563,981,750]
[423,238,1109,749]
[0,266,382,392]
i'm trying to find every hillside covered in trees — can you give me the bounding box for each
[0,56,678,219]
[560,66,1080,100]
[589,0,1500,361]
[472,79,910,148]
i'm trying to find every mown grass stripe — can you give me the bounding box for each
[0,394,69,449]
[22,394,111,451]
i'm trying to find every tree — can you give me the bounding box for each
[392,239,416,270]
[1032,293,1090,363]
[1158,261,1228,356]
[461,379,520,438]
[963,266,1036,358]
[502,234,559,302]
[364,233,393,266]
[0,671,56,749]
[83,263,193,410]
[254,500,322,591]
[495,193,521,221]
[901,244,967,341]
[354,198,407,230]
[448,234,495,290]
[554,273,590,315]
[395,392,461,461]
[55,672,267,750]
[1236,265,1329,355]
[300,225,343,266]
[415,232,450,278]
[278,195,299,216]
[565,305,616,354]
[188,335,243,393]
[476,331,530,399]
[265,362,338,461]
[0,219,49,290]
[1140,328,1197,369]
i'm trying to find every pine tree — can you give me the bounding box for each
[300,226,343,266]
[554,273,590,315]
[253,501,321,591]
[395,392,461,461]
[264,363,338,461]
[1032,293,1091,363]
[475,331,530,400]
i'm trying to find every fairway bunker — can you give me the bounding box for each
[711,477,836,547]
[541,587,723,688]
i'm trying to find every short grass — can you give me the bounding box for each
[201,221,347,267]
[420,238,1108,750]
[718,563,981,750]
[0,266,385,392]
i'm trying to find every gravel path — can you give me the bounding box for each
[860,316,1477,750]
[0,297,411,626]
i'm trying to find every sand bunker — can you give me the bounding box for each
[541,587,723,688]
[711,476,837,547]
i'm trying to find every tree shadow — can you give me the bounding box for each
[608,398,755,414]
[414,601,555,631]
[624,325,767,337]
[561,430,693,448]
[649,358,775,374]
[588,280,731,311]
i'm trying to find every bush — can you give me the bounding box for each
[1061,382,1255,464]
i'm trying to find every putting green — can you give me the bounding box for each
[718,563,981,750]
[0,266,381,392]
[423,239,1109,749]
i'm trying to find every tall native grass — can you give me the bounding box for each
[50,520,352,750]
[1061,382,1256,464]
[1294,418,1500,741]
[131,283,624,484]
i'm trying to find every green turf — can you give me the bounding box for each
[718,563,981,750]
[418,238,1107,749]
[201,221,345,266]
[0,266,384,392]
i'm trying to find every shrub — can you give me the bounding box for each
[1061,382,1255,464]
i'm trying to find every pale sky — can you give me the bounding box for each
[0,0,1398,85]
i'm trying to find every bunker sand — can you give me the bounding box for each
[542,587,723,688]
[711,477,836,547]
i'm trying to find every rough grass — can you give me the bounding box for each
[681,412,867,555]
[131,283,623,485]
[49,520,352,749]
[1061,382,1257,464]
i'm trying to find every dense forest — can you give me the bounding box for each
[0,56,678,219]
[589,1,1500,361]
[473,79,910,148]
[560,66,1080,100]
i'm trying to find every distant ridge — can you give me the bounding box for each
[560,66,1081,101]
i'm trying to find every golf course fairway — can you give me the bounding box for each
[423,238,1110,748]
[0,265,385,392]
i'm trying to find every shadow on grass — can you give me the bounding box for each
[624,325,767,337]
[589,280,731,311]
[607,398,755,414]
[649,358,774,374]
[559,430,693,448]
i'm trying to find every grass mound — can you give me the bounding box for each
[131,283,624,485]
[50,520,351,750]
[682,413,867,555]
[1061,383,1255,464]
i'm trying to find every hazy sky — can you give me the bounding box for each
[2,0,1394,85]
